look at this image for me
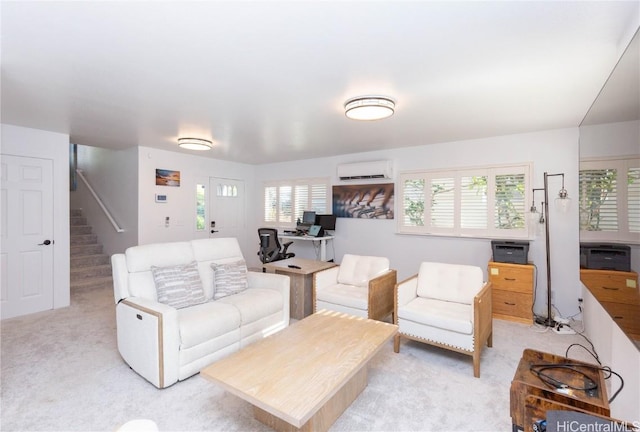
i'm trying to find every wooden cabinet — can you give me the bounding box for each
[510,349,610,432]
[488,261,534,324]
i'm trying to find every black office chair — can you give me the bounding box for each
[257,228,295,265]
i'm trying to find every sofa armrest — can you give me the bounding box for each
[394,274,418,324]
[247,271,289,293]
[246,271,290,324]
[367,269,397,321]
[111,253,128,304]
[115,297,180,388]
[473,282,493,349]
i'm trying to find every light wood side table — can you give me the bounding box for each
[263,258,337,320]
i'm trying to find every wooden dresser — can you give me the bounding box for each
[488,261,534,324]
[580,268,640,341]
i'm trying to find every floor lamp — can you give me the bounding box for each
[530,172,571,328]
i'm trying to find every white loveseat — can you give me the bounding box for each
[111,238,290,388]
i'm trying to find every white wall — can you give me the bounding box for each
[72,145,139,256]
[253,127,581,319]
[137,146,256,255]
[1,124,71,310]
[579,119,640,272]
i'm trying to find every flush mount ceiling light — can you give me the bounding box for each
[177,137,213,151]
[344,96,395,121]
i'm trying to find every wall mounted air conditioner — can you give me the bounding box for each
[337,160,393,181]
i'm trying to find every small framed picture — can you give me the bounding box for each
[156,169,180,187]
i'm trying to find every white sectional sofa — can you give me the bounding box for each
[111,237,290,388]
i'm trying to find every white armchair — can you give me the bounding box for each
[313,254,397,321]
[394,262,492,377]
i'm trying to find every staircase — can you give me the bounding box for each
[70,209,113,291]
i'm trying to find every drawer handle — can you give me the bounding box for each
[603,286,619,291]
[504,302,516,306]
[504,278,516,281]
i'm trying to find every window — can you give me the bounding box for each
[217,183,238,197]
[579,157,640,243]
[262,178,330,227]
[398,164,530,239]
[195,184,206,231]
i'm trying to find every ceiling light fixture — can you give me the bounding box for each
[344,96,395,121]
[177,137,213,151]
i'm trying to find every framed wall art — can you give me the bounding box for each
[156,169,181,187]
[332,183,394,219]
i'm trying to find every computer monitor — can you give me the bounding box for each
[302,211,316,225]
[315,214,337,231]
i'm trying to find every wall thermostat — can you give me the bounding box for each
[155,194,168,203]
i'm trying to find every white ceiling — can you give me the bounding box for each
[1,1,638,165]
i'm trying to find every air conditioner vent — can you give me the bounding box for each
[337,160,393,181]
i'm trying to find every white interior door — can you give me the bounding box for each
[1,155,54,319]
[208,177,246,247]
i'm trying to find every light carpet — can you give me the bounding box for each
[1,284,598,432]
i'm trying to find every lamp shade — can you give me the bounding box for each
[344,96,395,120]
[555,195,571,213]
[178,137,213,151]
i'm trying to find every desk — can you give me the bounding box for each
[263,258,337,320]
[279,234,335,261]
[510,349,609,432]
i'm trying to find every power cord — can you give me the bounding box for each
[529,362,624,403]
[529,363,598,392]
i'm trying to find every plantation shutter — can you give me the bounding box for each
[402,177,425,227]
[494,173,525,230]
[294,185,309,222]
[579,168,618,231]
[262,178,330,227]
[264,186,277,223]
[279,186,292,223]
[461,175,487,229]
[430,177,454,229]
[628,167,640,233]
[310,183,328,213]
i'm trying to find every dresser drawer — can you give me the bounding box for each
[492,289,533,323]
[580,270,638,290]
[488,262,534,294]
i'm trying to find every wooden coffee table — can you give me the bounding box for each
[201,310,397,432]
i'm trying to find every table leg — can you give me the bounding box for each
[319,239,326,261]
[253,365,368,432]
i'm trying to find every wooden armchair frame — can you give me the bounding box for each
[394,275,493,378]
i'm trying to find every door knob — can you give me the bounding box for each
[38,240,52,246]
[211,230,219,234]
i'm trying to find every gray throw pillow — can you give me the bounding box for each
[211,260,249,300]
[151,261,207,309]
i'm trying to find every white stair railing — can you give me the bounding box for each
[76,169,124,233]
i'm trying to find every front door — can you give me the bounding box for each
[208,177,246,248]
[1,155,54,319]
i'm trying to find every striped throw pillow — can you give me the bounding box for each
[151,261,206,309]
[211,260,248,300]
